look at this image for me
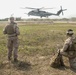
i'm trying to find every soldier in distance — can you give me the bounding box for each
[3,17,20,62]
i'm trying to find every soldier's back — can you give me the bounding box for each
[6,22,16,35]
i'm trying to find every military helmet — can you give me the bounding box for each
[66,29,74,35]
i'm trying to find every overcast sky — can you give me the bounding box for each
[0,0,76,19]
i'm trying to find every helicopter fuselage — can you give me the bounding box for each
[23,6,67,18]
[28,10,56,18]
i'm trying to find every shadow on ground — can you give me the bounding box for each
[0,60,31,71]
[70,68,76,73]
[11,60,31,71]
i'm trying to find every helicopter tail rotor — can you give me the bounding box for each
[57,6,67,16]
[60,6,67,15]
[60,6,63,15]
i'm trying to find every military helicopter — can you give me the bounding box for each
[21,6,67,18]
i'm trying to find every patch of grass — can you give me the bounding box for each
[0,23,76,57]
[18,24,76,56]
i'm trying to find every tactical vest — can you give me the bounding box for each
[66,37,76,56]
[67,38,76,51]
[6,23,16,35]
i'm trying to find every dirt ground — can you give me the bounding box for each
[0,54,76,75]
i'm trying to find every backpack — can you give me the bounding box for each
[6,23,16,35]
[66,37,76,58]
[72,37,76,50]
[50,50,64,68]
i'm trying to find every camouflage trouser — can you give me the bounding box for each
[60,50,76,68]
[69,57,76,69]
[7,36,19,59]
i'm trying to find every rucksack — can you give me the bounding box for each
[72,37,76,50]
[67,37,76,51]
[66,37,76,57]
[50,50,64,68]
[6,23,16,35]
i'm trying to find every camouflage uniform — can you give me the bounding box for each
[50,29,76,68]
[60,29,76,68]
[60,36,76,58]
[3,21,20,61]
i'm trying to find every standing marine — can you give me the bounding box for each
[3,17,20,62]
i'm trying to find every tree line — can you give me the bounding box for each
[0,17,76,21]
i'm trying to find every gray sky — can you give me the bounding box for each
[0,0,76,19]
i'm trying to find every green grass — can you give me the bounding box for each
[19,24,76,56]
[0,23,76,57]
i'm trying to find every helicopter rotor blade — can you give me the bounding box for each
[60,6,63,15]
[20,7,26,9]
[20,7,36,9]
[21,7,54,10]
[62,9,67,15]
[25,7,37,9]
[60,6,62,10]
[63,9,67,11]
[62,11,64,15]
[42,8,54,9]
[24,7,44,9]
[60,6,67,15]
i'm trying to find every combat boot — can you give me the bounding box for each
[14,58,18,62]
[8,57,11,61]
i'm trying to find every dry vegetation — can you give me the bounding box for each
[0,22,76,75]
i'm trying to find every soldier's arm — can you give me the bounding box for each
[14,24,20,35]
[16,26,20,35]
[61,41,69,52]
[3,26,7,34]
[62,43,69,52]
